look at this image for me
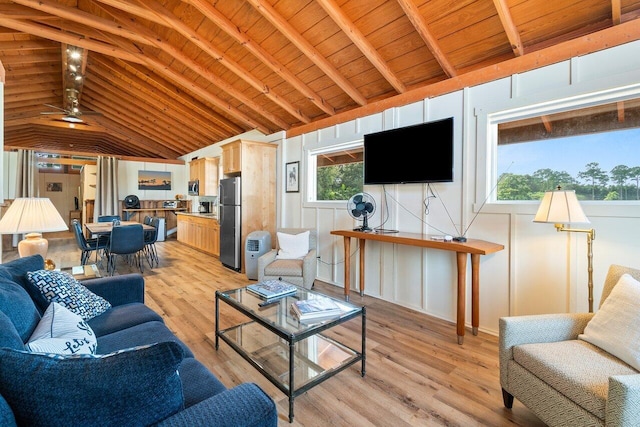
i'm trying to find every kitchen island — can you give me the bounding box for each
[176,213,219,256]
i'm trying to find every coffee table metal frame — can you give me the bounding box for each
[215,285,366,422]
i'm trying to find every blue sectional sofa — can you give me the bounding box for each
[0,255,277,427]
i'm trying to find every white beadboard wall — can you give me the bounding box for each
[279,40,640,336]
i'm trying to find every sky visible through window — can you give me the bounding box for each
[498,127,640,178]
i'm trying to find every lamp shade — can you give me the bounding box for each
[533,189,589,224]
[0,198,68,234]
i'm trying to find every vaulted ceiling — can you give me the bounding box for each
[1,0,639,160]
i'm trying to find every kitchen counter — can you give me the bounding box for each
[176,213,220,256]
[176,212,218,220]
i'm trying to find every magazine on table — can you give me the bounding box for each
[246,280,298,299]
[291,295,344,321]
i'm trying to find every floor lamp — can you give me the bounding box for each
[533,187,596,312]
[0,198,69,263]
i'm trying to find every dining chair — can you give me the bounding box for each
[106,224,145,276]
[71,219,109,265]
[143,217,160,268]
[98,215,121,223]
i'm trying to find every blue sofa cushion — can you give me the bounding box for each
[0,275,40,342]
[87,302,163,337]
[96,320,194,358]
[0,255,48,313]
[0,341,185,427]
[27,270,111,321]
[0,310,24,350]
[178,357,227,408]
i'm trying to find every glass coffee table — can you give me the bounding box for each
[215,284,366,422]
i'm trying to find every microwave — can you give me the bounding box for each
[188,180,199,196]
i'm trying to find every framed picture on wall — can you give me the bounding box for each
[286,161,299,193]
[46,182,63,192]
[138,170,172,190]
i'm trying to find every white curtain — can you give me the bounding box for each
[16,149,39,197]
[94,156,119,221]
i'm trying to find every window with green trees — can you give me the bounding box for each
[310,144,363,201]
[496,98,640,201]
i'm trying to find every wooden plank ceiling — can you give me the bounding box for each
[0,0,639,160]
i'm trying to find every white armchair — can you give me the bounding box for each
[500,264,640,426]
[257,228,317,289]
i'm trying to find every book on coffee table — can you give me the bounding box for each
[246,280,298,300]
[291,296,343,321]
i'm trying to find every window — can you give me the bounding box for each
[308,142,363,201]
[494,95,640,201]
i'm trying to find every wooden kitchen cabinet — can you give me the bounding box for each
[189,157,219,196]
[221,139,276,273]
[177,214,219,256]
[221,140,241,175]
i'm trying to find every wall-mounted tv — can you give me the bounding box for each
[363,117,454,185]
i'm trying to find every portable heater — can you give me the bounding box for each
[245,231,272,280]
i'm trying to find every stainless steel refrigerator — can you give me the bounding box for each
[219,177,241,271]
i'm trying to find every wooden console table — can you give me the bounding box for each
[330,230,504,344]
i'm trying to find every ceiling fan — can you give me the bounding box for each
[40,89,101,124]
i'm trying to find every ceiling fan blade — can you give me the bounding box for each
[43,104,67,112]
[40,112,66,115]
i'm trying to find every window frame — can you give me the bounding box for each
[476,82,640,216]
[304,139,363,208]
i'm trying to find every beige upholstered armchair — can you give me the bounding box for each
[500,264,640,426]
[257,228,317,289]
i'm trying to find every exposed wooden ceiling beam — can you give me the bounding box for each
[492,0,524,56]
[186,0,336,116]
[315,0,405,94]
[0,17,141,63]
[138,0,310,124]
[246,0,367,106]
[94,1,291,130]
[395,0,457,77]
[612,0,622,25]
[288,19,640,138]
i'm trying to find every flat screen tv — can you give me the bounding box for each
[363,117,454,185]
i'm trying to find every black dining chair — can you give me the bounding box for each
[106,224,145,276]
[71,219,109,265]
[98,215,121,223]
[143,217,160,268]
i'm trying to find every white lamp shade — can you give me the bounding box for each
[0,198,68,234]
[533,189,590,224]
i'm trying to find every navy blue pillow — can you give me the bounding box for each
[0,341,185,426]
[0,276,40,342]
[0,310,24,350]
[0,255,48,313]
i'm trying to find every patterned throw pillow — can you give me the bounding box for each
[0,342,185,427]
[26,302,97,355]
[26,270,111,321]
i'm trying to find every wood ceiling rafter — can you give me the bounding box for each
[245,0,367,106]
[186,0,336,116]
[94,1,291,131]
[612,0,621,25]
[11,0,272,136]
[88,55,230,141]
[2,0,640,160]
[492,0,523,56]
[396,0,457,78]
[136,0,310,125]
[316,0,405,94]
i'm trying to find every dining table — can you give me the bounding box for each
[84,221,155,264]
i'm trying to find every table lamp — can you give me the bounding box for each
[0,198,69,260]
[533,187,596,312]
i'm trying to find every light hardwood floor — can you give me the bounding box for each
[3,233,545,426]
